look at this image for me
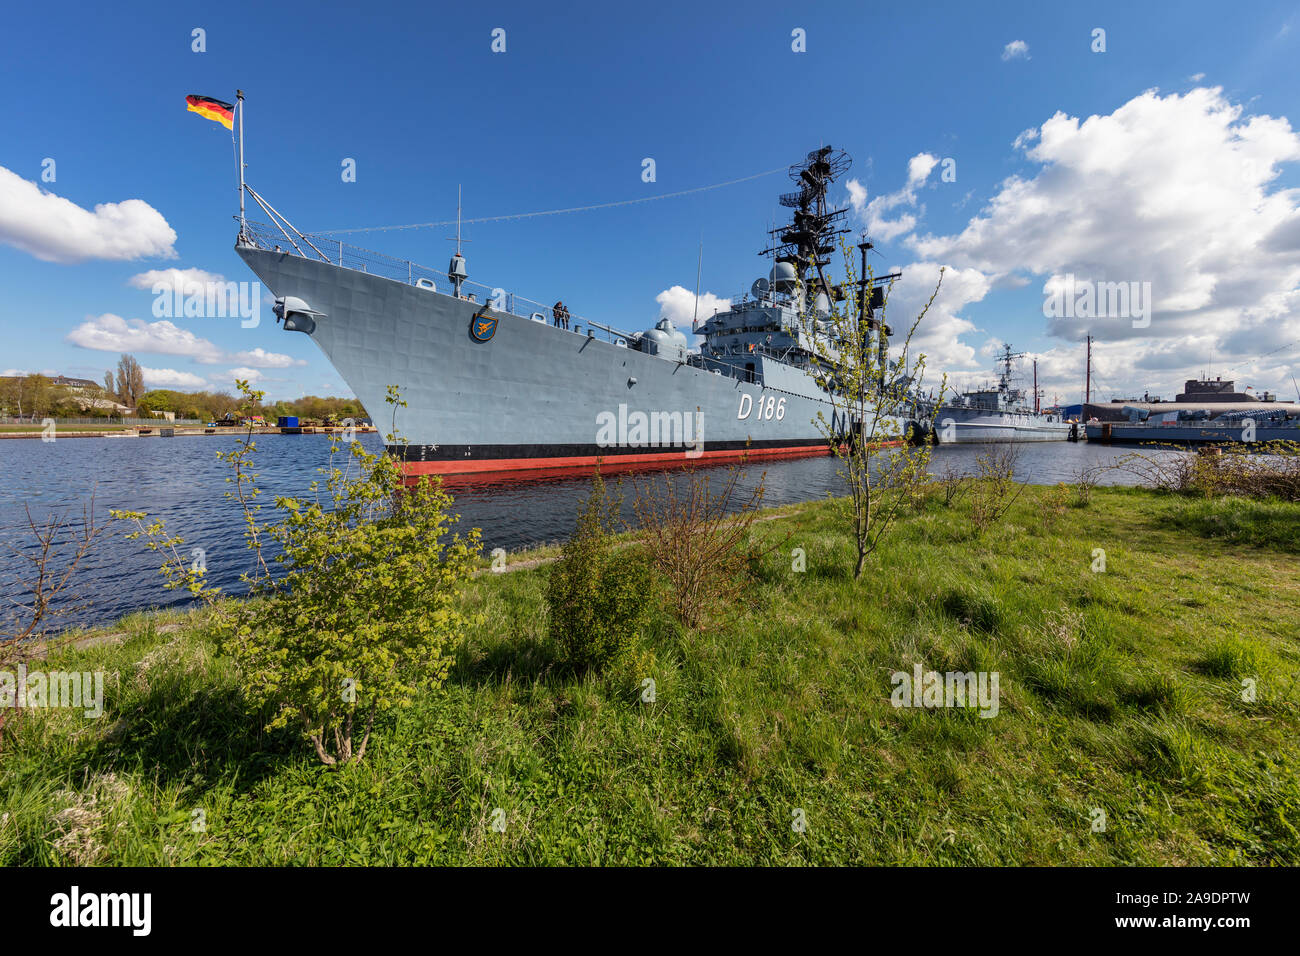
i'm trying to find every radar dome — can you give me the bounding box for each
[770,260,798,291]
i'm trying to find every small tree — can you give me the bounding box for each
[546,471,650,670]
[799,243,946,577]
[0,496,105,757]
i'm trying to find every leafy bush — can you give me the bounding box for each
[546,472,650,671]
[223,444,481,766]
[117,383,481,766]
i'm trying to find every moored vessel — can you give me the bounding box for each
[234,147,910,479]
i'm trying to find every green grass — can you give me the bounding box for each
[1165,495,1300,552]
[2,485,1298,865]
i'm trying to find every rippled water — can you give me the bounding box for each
[0,433,1170,632]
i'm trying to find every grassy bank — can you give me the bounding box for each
[2,484,1298,865]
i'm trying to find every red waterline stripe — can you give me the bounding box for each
[399,441,902,480]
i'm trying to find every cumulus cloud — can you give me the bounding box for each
[221,367,266,384]
[66,314,304,368]
[845,152,940,242]
[66,314,223,361]
[228,347,307,369]
[907,86,1300,395]
[127,268,225,290]
[655,285,731,334]
[882,262,990,378]
[0,166,177,263]
[142,367,208,389]
[1002,40,1030,61]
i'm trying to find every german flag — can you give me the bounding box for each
[185,94,234,130]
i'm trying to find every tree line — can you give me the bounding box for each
[1,353,368,422]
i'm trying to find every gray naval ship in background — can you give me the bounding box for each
[236,147,913,479]
[1085,377,1300,443]
[928,345,1073,442]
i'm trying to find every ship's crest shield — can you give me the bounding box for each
[469,310,498,343]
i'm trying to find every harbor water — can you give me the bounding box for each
[0,434,1178,632]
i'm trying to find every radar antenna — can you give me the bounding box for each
[760,145,852,300]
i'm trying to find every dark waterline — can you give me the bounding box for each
[0,433,1175,632]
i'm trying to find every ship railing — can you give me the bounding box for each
[239,220,635,347]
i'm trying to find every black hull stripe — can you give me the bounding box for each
[388,438,829,462]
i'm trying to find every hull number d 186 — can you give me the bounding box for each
[738,393,786,421]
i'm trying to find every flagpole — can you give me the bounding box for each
[236,89,246,239]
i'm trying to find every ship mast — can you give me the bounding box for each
[997,344,1026,394]
[761,146,853,303]
[445,184,470,297]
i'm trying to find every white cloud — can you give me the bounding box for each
[882,262,990,377]
[221,367,266,384]
[846,179,867,212]
[228,347,307,369]
[127,268,225,290]
[908,86,1300,397]
[1002,40,1030,61]
[1188,72,1206,82]
[66,314,223,362]
[66,314,305,368]
[0,166,176,263]
[845,152,940,242]
[906,153,939,186]
[2,368,30,376]
[655,285,731,333]
[142,367,208,389]
[1012,127,1040,150]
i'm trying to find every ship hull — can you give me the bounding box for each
[1085,423,1300,444]
[237,247,898,476]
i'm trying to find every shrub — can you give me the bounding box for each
[222,446,481,766]
[969,445,1026,531]
[632,464,780,629]
[546,472,650,671]
[117,383,481,766]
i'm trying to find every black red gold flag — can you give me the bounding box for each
[185,94,234,130]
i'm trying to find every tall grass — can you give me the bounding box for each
[1,485,1297,865]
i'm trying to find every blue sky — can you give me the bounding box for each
[2,0,1298,404]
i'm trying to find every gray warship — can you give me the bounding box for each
[930,345,1072,442]
[235,147,910,479]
